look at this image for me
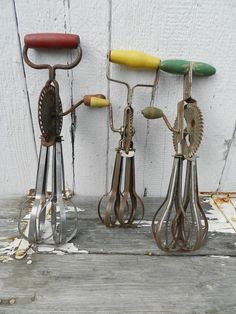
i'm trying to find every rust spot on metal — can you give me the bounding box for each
[214,197,230,204]
[27,188,72,200]
[200,192,236,196]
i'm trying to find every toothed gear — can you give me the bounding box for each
[38,84,63,144]
[124,107,134,153]
[173,103,203,158]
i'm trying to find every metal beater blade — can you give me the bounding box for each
[18,144,51,243]
[152,155,208,252]
[51,139,78,245]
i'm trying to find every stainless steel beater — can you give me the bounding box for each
[18,33,109,244]
[98,50,161,227]
[143,59,216,252]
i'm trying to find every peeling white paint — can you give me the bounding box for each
[1,195,236,260]
[0,255,14,263]
[52,250,65,256]
[76,207,85,213]
[137,220,152,227]
[36,242,88,255]
[37,246,55,253]
[57,243,79,253]
[206,208,235,234]
[210,255,230,259]
[206,196,235,233]
[0,238,21,255]
[67,206,85,213]
[78,250,89,254]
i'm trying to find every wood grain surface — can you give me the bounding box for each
[0,196,236,313]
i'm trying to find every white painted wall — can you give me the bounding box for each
[0,0,236,197]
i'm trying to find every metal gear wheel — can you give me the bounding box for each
[38,84,63,144]
[173,103,203,158]
[124,106,134,153]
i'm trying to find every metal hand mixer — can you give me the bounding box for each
[18,33,109,244]
[142,58,216,252]
[98,50,161,227]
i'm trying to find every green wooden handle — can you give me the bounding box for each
[160,59,216,76]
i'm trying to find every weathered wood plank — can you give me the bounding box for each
[211,195,236,232]
[0,254,236,313]
[0,196,236,313]
[0,196,236,256]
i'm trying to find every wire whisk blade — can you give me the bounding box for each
[152,156,208,252]
[98,150,144,227]
[18,141,78,245]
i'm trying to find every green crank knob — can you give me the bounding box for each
[142,107,163,119]
[160,59,216,76]
[83,94,110,108]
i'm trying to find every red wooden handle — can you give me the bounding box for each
[24,33,80,49]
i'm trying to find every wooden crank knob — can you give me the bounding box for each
[142,107,163,119]
[83,94,110,108]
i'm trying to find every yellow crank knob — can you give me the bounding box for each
[83,94,109,108]
[84,94,110,108]
[90,97,110,108]
[109,50,160,69]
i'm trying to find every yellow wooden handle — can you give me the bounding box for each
[109,50,160,69]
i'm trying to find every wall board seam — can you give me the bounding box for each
[217,121,236,191]
[12,0,38,160]
[63,0,76,194]
[142,121,149,197]
[105,0,112,194]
